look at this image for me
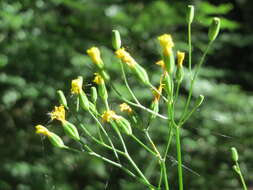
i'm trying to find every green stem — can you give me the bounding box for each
[179,42,212,125]
[175,126,183,190]
[88,111,120,162]
[120,60,140,104]
[236,162,248,190]
[161,161,169,190]
[158,166,163,190]
[188,22,192,74]
[131,134,157,156]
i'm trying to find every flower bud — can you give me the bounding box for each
[112,30,121,50]
[208,17,221,42]
[89,102,98,115]
[93,73,108,101]
[150,100,159,120]
[176,67,184,83]
[163,52,175,74]
[195,94,204,107]
[62,121,80,141]
[133,64,150,85]
[79,90,90,111]
[186,5,194,24]
[91,87,97,103]
[233,165,240,173]
[115,117,132,135]
[164,73,173,96]
[57,90,68,109]
[231,147,239,162]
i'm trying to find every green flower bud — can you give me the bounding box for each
[208,17,221,42]
[186,5,194,24]
[89,102,98,115]
[62,121,80,141]
[112,30,121,50]
[91,87,97,103]
[100,70,110,81]
[115,117,132,135]
[195,94,205,107]
[163,51,175,74]
[231,147,239,162]
[164,73,173,96]
[49,132,67,148]
[57,90,68,109]
[79,90,90,111]
[176,67,184,83]
[133,64,150,85]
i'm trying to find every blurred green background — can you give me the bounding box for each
[1,0,253,189]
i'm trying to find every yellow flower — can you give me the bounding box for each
[93,73,104,85]
[153,83,164,102]
[71,78,82,94]
[35,125,52,137]
[155,60,165,69]
[50,105,66,122]
[102,110,121,122]
[158,34,174,56]
[115,48,137,68]
[87,47,103,66]
[177,51,185,67]
[119,103,132,113]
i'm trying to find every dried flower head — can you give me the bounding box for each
[119,103,132,113]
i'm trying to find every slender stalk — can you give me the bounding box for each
[144,130,161,159]
[88,110,120,162]
[235,162,248,190]
[119,60,140,104]
[161,161,169,190]
[131,134,157,156]
[179,42,212,125]
[188,22,192,75]
[175,126,183,190]
[158,166,163,190]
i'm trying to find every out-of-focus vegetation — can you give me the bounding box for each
[0,0,252,189]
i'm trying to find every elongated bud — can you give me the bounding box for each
[91,87,97,103]
[150,100,159,120]
[57,90,68,109]
[176,68,184,83]
[89,102,98,115]
[208,17,221,42]
[164,73,172,96]
[93,73,108,101]
[195,94,205,108]
[187,5,194,24]
[115,117,132,135]
[231,147,239,162]
[133,64,150,85]
[79,90,90,111]
[62,121,80,141]
[112,30,121,50]
[35,125,67,148]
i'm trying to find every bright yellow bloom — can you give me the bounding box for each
[158,34,174,56]
[177,51,185,67]
[35,125,52,137]
[115,48,137,68]
[71,78,82,94]
[119,103,132,113]
[93,73,104,85]
[87,47,103,65]
[153,83,164,102]
[102,110,121,122]
[50,105,66,122]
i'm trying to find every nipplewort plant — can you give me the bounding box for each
[34,5,237,190]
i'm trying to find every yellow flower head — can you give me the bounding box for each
[102,110,121,122]
[71,78,82,94]
[35,125,52,137]
[50,105,66,122]
[155,60,165,69]
[115,48,137,68]
[158,34,174,56]
[177,51,185,67]
[119,103,132,113]
[153,83,164,102]
[87,47,103,65]
[93,73,104,85]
